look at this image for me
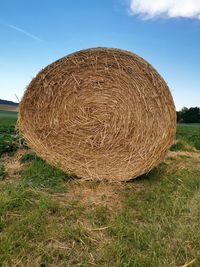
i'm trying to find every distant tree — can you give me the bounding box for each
[177,107,188,123]
[183,107,200,123]
[177,107,200,123]
[176,111,183,123]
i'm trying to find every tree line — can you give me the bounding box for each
[177,107,200,123]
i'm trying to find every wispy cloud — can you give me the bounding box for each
[7,24,43,41]
[129,0,200,19]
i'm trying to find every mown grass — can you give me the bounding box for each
[0,113,200,266]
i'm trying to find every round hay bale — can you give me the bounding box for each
[18,48,176,181]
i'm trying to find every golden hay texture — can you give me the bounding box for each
[18,48,176,181]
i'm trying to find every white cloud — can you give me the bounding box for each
[8,24,43,42]
[129,0,200,19]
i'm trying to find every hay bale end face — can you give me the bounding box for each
[18,48,176,181]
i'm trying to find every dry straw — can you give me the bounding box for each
[18,48,176,181]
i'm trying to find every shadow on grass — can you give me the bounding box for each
[20,154,79,193]
[127,162,168,184]
[19,151,169,188]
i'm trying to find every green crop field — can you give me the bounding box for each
[0,113,200,266]
[0,110,18,124]
[0,110,18,134]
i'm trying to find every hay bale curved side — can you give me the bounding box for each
[18,47,176,181]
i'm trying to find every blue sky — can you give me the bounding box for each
[0,0,200,110]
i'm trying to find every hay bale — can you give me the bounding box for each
[18,48,176,181]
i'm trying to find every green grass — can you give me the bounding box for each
[0,111,19,155]
[0,134,18,156]
[0,113,200,266]
[20,152,39,163]
[177,123,200,150]
[0,110,18,134]
[21,158,71,192]
[170,139,196,152]
[0,110,18,125]
[0,163,5,180]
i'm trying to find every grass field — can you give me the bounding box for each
[0,113,200,266]
[177,123,200,150]
[0,110,17,124]
[0,110,18,134]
